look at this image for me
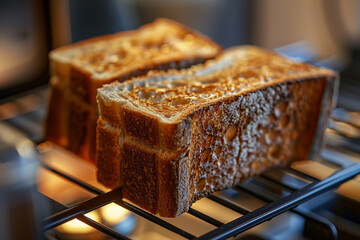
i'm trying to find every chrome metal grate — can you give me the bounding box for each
[39,152,359,240]
[1,58,360,239]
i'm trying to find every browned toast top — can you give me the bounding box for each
[50,18,221,80]
[98,46,337,122]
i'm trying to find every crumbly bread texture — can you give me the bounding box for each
[45,18,221,162]
[97,46,338,217]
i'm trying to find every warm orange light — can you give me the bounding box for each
[101,203,129,225]
[57,212,99,234]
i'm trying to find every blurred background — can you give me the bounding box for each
[0,0,359,99]
[1,1,360,239]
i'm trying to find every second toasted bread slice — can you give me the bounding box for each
[45,18,222,162]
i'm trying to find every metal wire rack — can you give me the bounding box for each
[41,162,360,240]
[39,106,360,240]
[1,81,359,239]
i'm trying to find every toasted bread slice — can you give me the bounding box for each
[49,18,221,104]
[45,18,222,162]
[97,46,338,217]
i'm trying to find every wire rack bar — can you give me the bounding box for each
[76,215,132,240]
[287,168,319,182]
[43,189,122,230]
[195,163,360,240]
[207,195,250,215]
[187,208,224,227]
[260,170,307,191]
[40,162,104,195]
[43,194,131,240]
[236,177,338,240]
[41,162,196,239]
[111,200,196,239]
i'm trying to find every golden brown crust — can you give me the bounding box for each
[117,137,189,216]
[158,120,191,151]
[122,105,160,147]
[157,153,190,217]
[97,93,123,127]
[122,142,158,214]
[96,118,122,188]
